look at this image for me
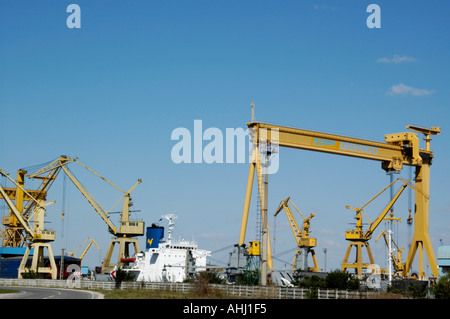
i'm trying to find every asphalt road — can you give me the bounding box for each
[0,286,103,299]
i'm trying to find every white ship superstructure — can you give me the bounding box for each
[128,214,211,282]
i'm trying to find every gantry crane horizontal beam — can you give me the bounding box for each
[247,121,432,171]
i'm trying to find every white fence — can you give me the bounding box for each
[0,278,384,299]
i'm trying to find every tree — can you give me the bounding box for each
[114,267,135,288]
[325,269,360,290]
[434,274,450,299]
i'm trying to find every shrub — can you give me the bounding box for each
[434,274,450,299]
[325,269,360,290]
[114,267,135,287]
[189,272,226,298]
[21,270,38,279]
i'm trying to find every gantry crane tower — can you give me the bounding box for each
[28,155,144,272]
[0,168,58,279]
[274,197,319,272]
[239,116,440,281]
[342,178,413,275]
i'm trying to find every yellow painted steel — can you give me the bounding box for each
[376,230,406,277]
[66,237,101,260]
[239,118,440,278]
[2,155,144,272]
[274,197,319,272]
[342,178,409,275]
[0,170,58,279]
[249,241,260,256]
[55,156,143,271]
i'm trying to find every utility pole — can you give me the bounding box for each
[60,248,65,280]
[323,248,327,272]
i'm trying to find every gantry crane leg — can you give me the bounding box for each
[310,249,319,272]
[18,243,57,279]
[238,146,273,273]
[238,149,256,246]
[342,242,375,275]
[405,164,438,278]
[293,248,319,272]
[102,237,140,271]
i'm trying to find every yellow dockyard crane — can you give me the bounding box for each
[342,178,412,275]
[0,168,58,279]
[66,237,101,260]
[376,230,406,277]
[274,197,319,272]
[27,155,144,272]
[0,158,73,247]
[239,112,440,281]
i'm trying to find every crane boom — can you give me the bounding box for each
[0,184,34,238]
[364,182,408,240]
[60,165,117,234]
[274,198,303,246]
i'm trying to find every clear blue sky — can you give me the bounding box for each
[1,1,449,274]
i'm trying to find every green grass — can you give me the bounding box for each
[0,288,20,294]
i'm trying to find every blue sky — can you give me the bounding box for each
[1,1,449,274]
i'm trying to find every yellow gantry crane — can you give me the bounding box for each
[239,114,440,280]
[0,168,58,279]
[28,155,144,272]
[342,178,412,275]
[274,197,319,272]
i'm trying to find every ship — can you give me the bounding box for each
[125,214,211,282]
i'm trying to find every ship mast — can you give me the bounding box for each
[162,214,177,243]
